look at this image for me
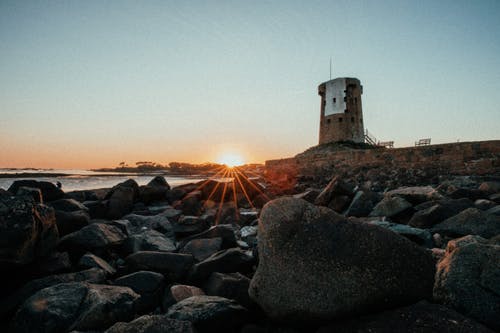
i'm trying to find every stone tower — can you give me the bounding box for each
[318,77,364,144]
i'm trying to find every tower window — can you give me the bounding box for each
[333,97,336,103]
[344,109,348,113]
[343,97,347,102]
[354,97,358,103]
[351,117,355,123]
[327,119,331,124]
[339,118,343,123]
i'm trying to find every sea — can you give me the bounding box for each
[0,169,207,192]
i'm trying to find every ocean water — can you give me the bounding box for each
[0,169,206,192]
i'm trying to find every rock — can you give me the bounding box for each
[107,186,136,219]
[139,176,171,204]
[0,268,105,319]
[369,196,413,218]
[114,270,165,313]
[205,272,253,308]
[486,205,500,216]
[475,199,497,210]
[293,189,320,203]
[105,315,195,333]
[163,285,205,309]
[125,251,195,281]
[122,229,176,255]
[240,226,258,247]
[249,197,436,321]
[166,295,249,332]
[83,200,108,219]
[78,253,116,276]
[15,187,42,203]
[54,209,90,236]
[11,282,139,332]
[386,186,443,204]
[8,180,65,202]
[408,198,473,228]
[318,300,494,333]
[433,235,500,330]
[37,251,72,275]
[49,198,88,212]
[478,181,500,195]
[363,220,434,248]
[431,208,500,238]
[490,192,500,204]
[343,190,375,217]
[180,237,223,262]
[122,213,173,235]
[327,195,352,212]
[314,176,355,207]
[0,195,58,265]
[58,223,126,257]
[188,248,254,284]
[181,191,203,216]
[179,224,237,249]
[173,215,209,238]
[66,189,99,202]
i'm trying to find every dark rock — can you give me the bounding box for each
[105,315,195,333]
[55,209,90,236]
[122,229,176,255]
[489,192,500,204]
[318,300,494,333]
[173,215,209,238]
[106,179,140,200]
[205,272,253,308]
[0,195,58,265]
[188,248,254,284]
[0,268,106,322]
[66,189,99,202]
[125,251,195,281]
[434,235,500,330]
[180,237,223,262]
[11,282,139,332]
[179,224,237,249]
[37,251,72,275]
[58,223,126,257]
[107,186,135,219]
[83,200,108,219]
[8,180,65,202]
[327,195,351,212]
[166,295,249,332]
[78,253,116,276]
[123,212,173,235]
[181,191,203,216]
[240,226,258,247]
[293,189,321,203]
[431,208,500,238]
[475,199,497,210]
[15,187,42,203]
[369,196,413,218]
[362,220,434,248]
[249,197,436,321]
[49,198,88,212]
[163,284,205,309]
[114,270,165,314]
[409,198,473,228]
[386,186,443,204]
[344,190,375,217]
[139,176,171,204]
[314,176,355,206]
[486,205,500,216]
[478,181,500,195]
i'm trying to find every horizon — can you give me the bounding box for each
[1,1,500,169]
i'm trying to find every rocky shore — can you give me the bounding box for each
[0,169,499,332]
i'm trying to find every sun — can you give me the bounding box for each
[217,153,245,167]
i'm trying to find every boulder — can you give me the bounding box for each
[188,248,254,284]
[138,176,171,204]
[408,198,473,228]
[486,205,500,216]
[249,197,436,321]
[49,198,88,212]
[318,300,494,333]
[166,295,249,332]
[78,253,116,276]
[163,284,205,309]
[83,200,108,219]
[121,229,176,255]
[314,176,355,207]
[369,196,413,218]
[0,195,58,265]
[293,189,321,203]
[343,190,376,217]
[8,180,65,202]
[181,191,203,216]
[11,282,139,332]
[122,213,173,235]
[180,237,223,262]
[386,186,443,204]
[475,199,497,210]
[173,215,209,238]
[54,209,90,236]
[15,187,42,203]
[105,315,195,333]
[205,272,253,308]
[37,251,72,275]
[363,220,434,248]
[0,268,105,319]
[434,235,500,330]
[58,223,126,257]
[114,270,165,313]
[179,224,237,249]
[431,208,500,238]
[107,186,136,219]
[125,251,195,281]
[478,181,500,195]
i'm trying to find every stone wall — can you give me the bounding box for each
[265,140,500,192]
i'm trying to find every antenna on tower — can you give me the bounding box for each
[329,57,332,80]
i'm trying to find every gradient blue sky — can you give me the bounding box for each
[1,0,499,168]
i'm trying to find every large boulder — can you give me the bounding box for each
[49,198,88,212]
[11,282,139,332]
[121,229,176,255]
[408,198,473,229]
[433,235,500,330]
[431,208,500,238]
[166,295,249,332]
[0,194,58,266]
[125,251,195,281]
[107,186,136,219]
[114,270,165,313]
[369,196,413,218]
[8,180,65,202]
[54,209,90,236]
[314,176,355,207]
[139,176,171,204]
[249,197,436,321]
[105,315,195,333]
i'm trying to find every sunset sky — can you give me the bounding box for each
[1,1,499,169]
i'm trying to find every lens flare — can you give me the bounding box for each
[217,153,245,167]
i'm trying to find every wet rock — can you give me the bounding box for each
[114,270,165,313]
[105,315,195,333]
[54,209,90,236]
[431,208,500,238]
[369,196,413,218]
[250,197,436,321]
[122,229,176,255]
[188,248,254,284]
[0,195,58,265]
[434,235,500,330]
[11,282,139,332]
[180,237,223,262]
[318,300,494,333]
[125,251,195,281]
[166,295,249,332]
[163,284,205,309]
[8,180,65,202]
[78,253,116,276]
[205,272,253,308]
